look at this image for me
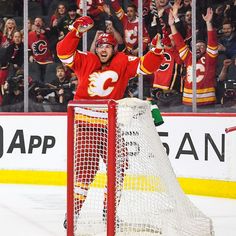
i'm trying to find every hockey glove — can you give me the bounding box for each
[161,26,172,47]
[150,33,164,55]
[68,16,94,37]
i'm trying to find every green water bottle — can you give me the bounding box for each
[149,100,164,126]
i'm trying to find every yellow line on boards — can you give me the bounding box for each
[0,170,67,186]
[178,177,236,199]
[0,170,236,199]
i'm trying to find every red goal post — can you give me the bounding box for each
[67,100,117,236]
[67,98,214,236]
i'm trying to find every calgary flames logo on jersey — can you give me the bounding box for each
[125,26,138,45]
[158,52,171,72]
[88,70,119,97]
[32,40,47,55]
[186,57,206,83]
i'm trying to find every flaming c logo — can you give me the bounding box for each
[32,40,47,55]
[88,71,119,97]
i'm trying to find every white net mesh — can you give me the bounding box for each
[70,98,214,236]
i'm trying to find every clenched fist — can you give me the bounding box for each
[68,16,94,37]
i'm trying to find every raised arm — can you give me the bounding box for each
[56,16,94,65]
[168,10,192,64]
[218,59,232,81]
[103,4,123,45]
[89,30,104,53]
[168,9,178,35]
[110,0,125,22]
[136,34,165,76]
[203,8,218,57]
[202,7,213,31]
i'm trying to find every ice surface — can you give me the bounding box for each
[0,184,235,236]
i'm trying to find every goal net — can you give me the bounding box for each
[67,98,214,236]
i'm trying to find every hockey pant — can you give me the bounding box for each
[74,122,128,216]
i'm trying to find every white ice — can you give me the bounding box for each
[0,184,235,236]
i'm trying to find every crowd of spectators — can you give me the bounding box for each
[0,0,235,112]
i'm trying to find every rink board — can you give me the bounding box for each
[0,112,236,198]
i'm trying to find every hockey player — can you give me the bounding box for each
[56,15,164,229]
[57,16,164,100]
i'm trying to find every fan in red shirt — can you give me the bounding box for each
[110,0,150,56]
[169,8,218,106]
[57,15,164,229]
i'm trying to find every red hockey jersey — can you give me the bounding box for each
[172,30,218,106]
[153,47,183,90]
[57,31,163,100]
[0,35,13,48]
[28,31,53,64]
